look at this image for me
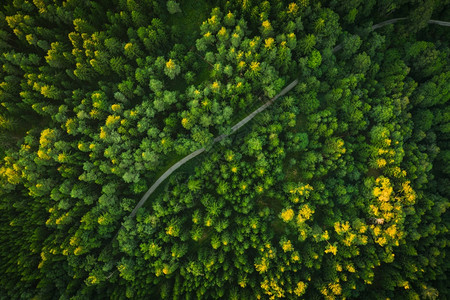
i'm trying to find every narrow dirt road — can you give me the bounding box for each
[105,16,449,281]
[129,79,299,217]
[130,17,450,218]
[333,18,449,53]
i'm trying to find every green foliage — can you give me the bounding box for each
[308,49,322,69]
[167,1,182,15]
[0,1,449,299]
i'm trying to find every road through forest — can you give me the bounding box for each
[332,18,450,52]
[102,16,449,281]
[127,17,450,218]
[129,79,299,217]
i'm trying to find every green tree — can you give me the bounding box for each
[167,1,182,14]
[164,58,181,79]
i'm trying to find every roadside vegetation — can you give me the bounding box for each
[0,0,448,299]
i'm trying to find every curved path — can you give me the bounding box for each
[130,17,449,218]
[106,79,299,278]
[428,19,450,26]
[104,16,449,280]
[371,18,450,29]
[333,18,449,53]
[129,79,299,217]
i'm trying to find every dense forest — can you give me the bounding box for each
[0,0,449,299]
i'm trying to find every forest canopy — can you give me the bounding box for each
[0,0,449,299]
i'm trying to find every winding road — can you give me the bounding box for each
[130,17,449,218]
[103,16,450,281]
[332,18,450,53]
[129,79,299,217]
